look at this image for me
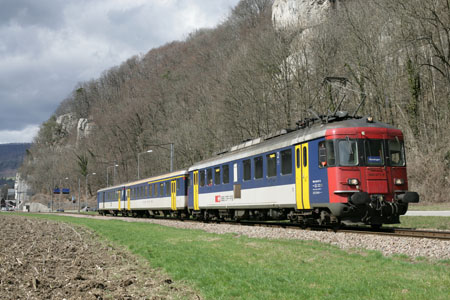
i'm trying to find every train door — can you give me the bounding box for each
[171,180,177,210]
[117,190,121,211]
[295,144,311,210]
[193,171,199,210]
[127,189,131,210]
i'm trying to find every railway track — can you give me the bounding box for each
[202,220,450,241]
[64,212,450,241]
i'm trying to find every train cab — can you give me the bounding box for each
[319,119,419,225]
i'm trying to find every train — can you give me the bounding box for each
[97,112,419,227]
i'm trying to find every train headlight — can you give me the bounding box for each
[367,116,374,123]
[347,178,359,186]
[394,178,405,185]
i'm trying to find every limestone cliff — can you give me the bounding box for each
[272,0,341,30]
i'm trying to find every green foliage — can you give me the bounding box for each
[76,153,88,177]
[27,214,450,300]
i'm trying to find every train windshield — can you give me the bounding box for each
[337,139,358,166]
[364,139,384,166]
[388,139,406,166]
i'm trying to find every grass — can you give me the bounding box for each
[22,213,450,300]
[408,202,450,211]
[395,216,450,230]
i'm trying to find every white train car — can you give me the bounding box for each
[97,170,189,217]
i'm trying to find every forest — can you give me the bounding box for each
[20,0,450,203]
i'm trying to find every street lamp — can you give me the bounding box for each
[138,150,152,179]
[106,163,119,187]
[82,172,96,212]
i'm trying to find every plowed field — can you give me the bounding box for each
[0,214,200,299]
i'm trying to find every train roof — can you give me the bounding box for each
[97,169,188,193]
[189,116,399,171]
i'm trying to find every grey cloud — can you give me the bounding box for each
[0,0,67,28]
[0,0,241,142]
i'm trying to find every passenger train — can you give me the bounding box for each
[97,113,419,227]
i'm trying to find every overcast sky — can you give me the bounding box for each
[0,0,240,144]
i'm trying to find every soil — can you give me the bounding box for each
[0,214,201,299]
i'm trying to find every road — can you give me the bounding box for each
[405,211,450,217]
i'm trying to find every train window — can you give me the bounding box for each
[318,142,327,167]
[200,170,205,187]
[388,139,405,166]
[215,168,221,185]
[338,139,358,166]
[243,159,251,181]
[177,179,181,191]
[149,185,152,197]
[207,168,213,186]
[364,139,384,166]
[223,165,230,184]
[266,153,277,177]
[160,183,164,196]
[154,184,158,197]
[281,149,292,175]
[166,182,170,196]
[303,148,308,167]
[254,156,263,179]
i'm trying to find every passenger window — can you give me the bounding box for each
[200,170,205,187]
[223,165,230,184]
[154,184,158,197]
[177,179,181,191]
[149,185,152,197]
[207,168,213,186]
[254,156,263,179]
[303,148,308,167]
[266,153,277,177]
[281,149,292,175]
[243,159,251,181]
[166,182,170,196]
[160,183,164,196]
[215,168,221,185]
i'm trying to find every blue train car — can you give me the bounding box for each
[98,170,189,217]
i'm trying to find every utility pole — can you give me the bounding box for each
[77,178,81,213]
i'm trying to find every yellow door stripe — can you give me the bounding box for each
[171,180,177,210]
[302,144,311,209]
[127,189,131,210]
[118,190,121,211]
[295,145,303,209]
[194,171,199,210]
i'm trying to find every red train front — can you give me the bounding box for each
[320,117,419,226]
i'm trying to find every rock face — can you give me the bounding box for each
[55,113,95,143]
[272,0,340,29]
[77,118,95,142]
[56,113,78,133]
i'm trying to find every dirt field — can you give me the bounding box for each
[0,214,200,299]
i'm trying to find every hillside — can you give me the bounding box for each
[19,0,450,202]
[0,143,30,177]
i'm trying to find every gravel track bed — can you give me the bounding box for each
[64,214,450,260]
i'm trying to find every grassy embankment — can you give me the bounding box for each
[25,213,449,300]
[396,216,450,230]
[408,202,450,211]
